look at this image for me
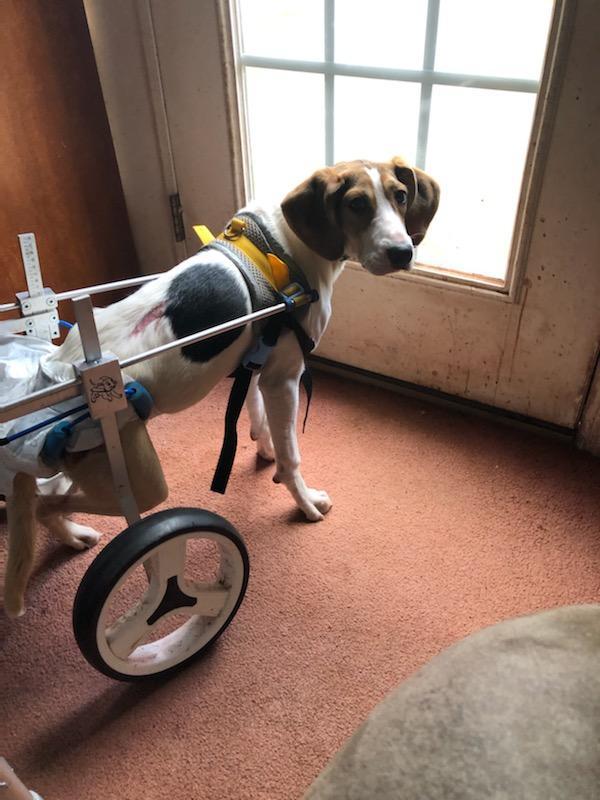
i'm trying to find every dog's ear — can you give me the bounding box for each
[281,168,348,261]
[392,157,440,246]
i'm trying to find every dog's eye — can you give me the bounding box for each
[395,190,408,205]
[348,195,369,212]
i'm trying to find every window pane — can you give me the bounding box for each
[435,0,554,80]
[334,77,420,164]
[335,0,427,69]
[417,86,537,279]
[244,68,325,201]
[238,0,324,61]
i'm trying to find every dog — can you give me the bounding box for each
[2,156,439,617]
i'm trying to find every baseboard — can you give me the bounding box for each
[309,355,575,443]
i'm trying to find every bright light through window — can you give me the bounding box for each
[235,0,554,282]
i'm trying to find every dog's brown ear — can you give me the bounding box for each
[392,158,440,246]
[281,168,348,260]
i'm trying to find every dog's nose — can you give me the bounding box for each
[386,244,414,269]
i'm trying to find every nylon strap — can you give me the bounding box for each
[210,365,253,494]
[211,314,315,495]
[300,368,313,434]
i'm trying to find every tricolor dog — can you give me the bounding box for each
[3,157,439,617]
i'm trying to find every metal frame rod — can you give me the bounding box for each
[72,295,102,362]
[0,273,162,315]
[120,301,287,369]
[0,379,82,425]
[55,273,162,302]
[73,294,141,525]
[0,301,289,423]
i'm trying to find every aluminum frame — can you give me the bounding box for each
[0,272,289,523]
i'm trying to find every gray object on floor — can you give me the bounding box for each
[304,605,600,800]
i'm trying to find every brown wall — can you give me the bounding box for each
[0,0,139,306]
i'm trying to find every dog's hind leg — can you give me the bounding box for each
[38,418,168,520]
[4,472,38,618]
[247,373,275,461]
[35,473,101,550]
[37,506,101,551]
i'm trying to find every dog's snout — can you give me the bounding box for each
[386,245,413,269]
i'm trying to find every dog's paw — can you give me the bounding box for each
[303,489,333,522]
[61,521,102,551]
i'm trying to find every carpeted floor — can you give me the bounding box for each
[2,372,600,799]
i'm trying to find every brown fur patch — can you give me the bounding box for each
[281,158,440,259]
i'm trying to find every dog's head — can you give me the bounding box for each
[281,157,440,275]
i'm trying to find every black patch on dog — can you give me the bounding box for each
[165,262,250,362]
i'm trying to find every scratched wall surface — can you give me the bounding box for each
[318,0,600,429]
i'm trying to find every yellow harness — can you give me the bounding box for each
[194,217,293,294]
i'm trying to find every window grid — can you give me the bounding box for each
[238,0,540,171]
[416,0,440,168]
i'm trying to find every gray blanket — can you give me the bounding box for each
[305,605,600,799]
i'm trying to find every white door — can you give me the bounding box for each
[86,0,600,432]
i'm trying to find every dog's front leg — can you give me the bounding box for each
[259,337,332,522]
[246,373,275,461]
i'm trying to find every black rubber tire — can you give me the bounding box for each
[72,507,249,681]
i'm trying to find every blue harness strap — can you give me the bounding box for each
[125,381,154,421]
[39,381,154,468]
[40,413,90,467]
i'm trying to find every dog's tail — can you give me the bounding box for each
[4,472,37,618]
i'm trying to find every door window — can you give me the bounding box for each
[233,0,555,282]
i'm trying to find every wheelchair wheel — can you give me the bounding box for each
[73,507,249,681]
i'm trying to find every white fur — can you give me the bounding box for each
[360,167,413,275]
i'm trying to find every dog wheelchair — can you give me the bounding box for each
[0,233,293,681]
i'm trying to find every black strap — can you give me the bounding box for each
[210,365,253,494]
[300,368,312,434]
[210,313,315,495]
[283,314,315,356]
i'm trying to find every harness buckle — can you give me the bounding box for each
[279,284,320,312]
[223,217,247,240]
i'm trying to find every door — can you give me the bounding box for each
[85,0,600,432]
[227,0,600,430]
[0,0,139,306]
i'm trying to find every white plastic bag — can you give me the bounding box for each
[0,334,136,496]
